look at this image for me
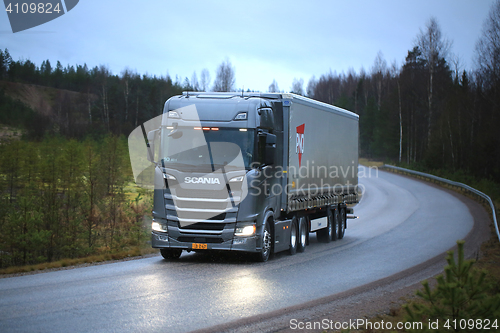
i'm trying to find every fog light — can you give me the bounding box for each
[233,238,247,245]
[154,234,169,242]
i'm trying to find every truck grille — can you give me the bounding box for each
[178,222,226,231]
[164,184,240,234]
[175,188,229,199]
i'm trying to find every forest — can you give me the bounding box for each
[0,3,499,268]
[308,14,499,183]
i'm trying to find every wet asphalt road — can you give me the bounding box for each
[0,167,474,332]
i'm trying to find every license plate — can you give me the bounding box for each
[192,243,207,250]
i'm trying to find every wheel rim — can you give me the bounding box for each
[299,219,306,246]
[263,226,271,255]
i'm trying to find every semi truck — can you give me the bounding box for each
[145,92,359,261]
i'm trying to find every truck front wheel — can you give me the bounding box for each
[256,219,272,262]
[160,248,182,260]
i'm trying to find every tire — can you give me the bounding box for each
[160,248,182,260]
[256,218,272,262]
[338,206,346,239]
[289,217,298,255]
[317,210,334,243]
[331,207,339,241]
[297,216,307,253]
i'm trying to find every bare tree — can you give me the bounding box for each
[121,68,133,121]
[213,58,235,92]
[391,61,403,163]
[449,53,463,83]
[371,51,387,111]
[200,68,211,91]
[416,17,451,146]
[291,78,304,95]
[191,71,200,91]
[268,79,279,93]
[306,76,317,97]
[98,65,111,131]
[475,0,500,91]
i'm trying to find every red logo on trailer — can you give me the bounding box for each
[296,124,305,167]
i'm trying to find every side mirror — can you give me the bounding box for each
[258,108,275,129]
[147,129,159,163]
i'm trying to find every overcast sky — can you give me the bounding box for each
[0,0,496,92]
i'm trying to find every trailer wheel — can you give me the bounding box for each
[297,216,307,253]
[160,248,182,260]
[331,207,339,241]
[289,217,298,255]
[256,219,272,262]
[338,206,346,239]
[317,209,334,243]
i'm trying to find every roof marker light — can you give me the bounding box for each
[235,112,247,120]
[168,111,180,118]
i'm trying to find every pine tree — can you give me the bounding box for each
[405,240,500,332]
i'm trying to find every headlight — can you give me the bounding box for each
[235,224,256,236]
[152,221,168,233]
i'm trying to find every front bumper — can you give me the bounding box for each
[151,224,258,253]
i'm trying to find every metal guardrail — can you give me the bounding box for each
[383,165,500,243]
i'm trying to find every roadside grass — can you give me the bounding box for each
[124,180,152,202]
[0,246,159,276]
[358,158,384,168]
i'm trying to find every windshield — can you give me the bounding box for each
[160,127,255,172]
